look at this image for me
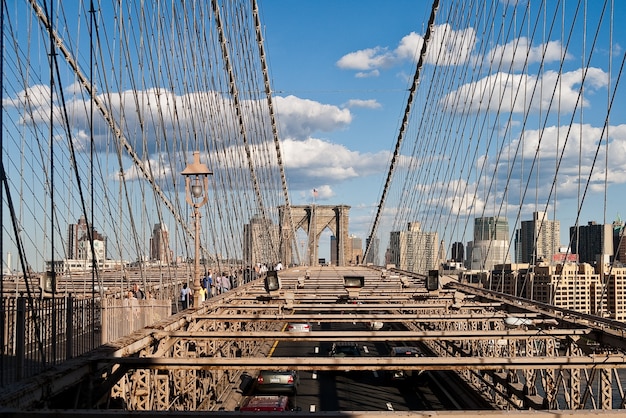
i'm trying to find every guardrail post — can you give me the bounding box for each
[15,297,25,381]
[66,295,73,360]
[100,298,108,345]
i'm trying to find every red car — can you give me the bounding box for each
[239,395,292,412]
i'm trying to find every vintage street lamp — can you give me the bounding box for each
[181,151,212,308]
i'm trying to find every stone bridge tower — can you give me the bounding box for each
[279,205,350,266]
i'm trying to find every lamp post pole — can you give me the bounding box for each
[193,204,201,308]
[181,151,212,309]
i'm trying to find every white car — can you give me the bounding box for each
[368,321,384,330]
[286,323,311,332]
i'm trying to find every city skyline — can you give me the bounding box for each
[14,209,625,273]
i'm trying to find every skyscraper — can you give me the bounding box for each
[66,216,89,259]
[388,222,439,275]
[612,218,626,263]
[150,223,171,264]
[469,216,511,271]
[66,215,107,260]
[451,242,464,262]
[517,211,560,263]
[349,235,363,265]
[569,221,613,265]
[77,230,107,261]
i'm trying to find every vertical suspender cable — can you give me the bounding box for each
[0,0,5,383]
[48,0,56,367]
[89,0,96,349]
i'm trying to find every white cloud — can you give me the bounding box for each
[281,137,390,183]
[485,37,570,71]
[503,123,626,175]
[398,25,477,66]
[7,85,356,156]
[414,178,486,217]
[118,156,173,182]
[2,84,52,109]
[344,99,381,109]
[337,25,576,82]
[336,47,396,71]
[312,184,334,200]
[440,67,608,114]
[355,70,380,78]
[337,24,478,76]
[274,95,352,139]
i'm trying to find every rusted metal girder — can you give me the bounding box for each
[105,354,626,371]
[153,329,590,341]
[1,410,626,417]
[194,312,543,321]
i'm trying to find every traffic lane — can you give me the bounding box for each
[272,320,434,412]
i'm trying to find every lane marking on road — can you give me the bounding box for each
[267,323,288,357]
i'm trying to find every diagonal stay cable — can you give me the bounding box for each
[364,0,440,262]
[211,0,267,222]
[252,0,300,265]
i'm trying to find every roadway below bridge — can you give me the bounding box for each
[263,319,492,412]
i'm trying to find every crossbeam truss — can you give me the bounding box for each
[1,266,625,414]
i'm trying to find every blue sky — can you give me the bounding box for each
[258,1,437,256]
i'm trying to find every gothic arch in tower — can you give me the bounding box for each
[279,205,350,266]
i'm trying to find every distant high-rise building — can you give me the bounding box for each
[66,216,89,259]
[603,266,626,321]
[569,221,613,265]
[66,215,107,260]
[468,216,511,271]
[517,211,560,264]
[451,242,464,263]
[330,235,337,266]
[77,230,107,261]
[365,237,380,265]
[243,215,279,267]
[388,222,439,275]
[348,235,363,265]
[150,223,171,264]
[612,218,626,263]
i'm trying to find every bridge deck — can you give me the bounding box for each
[0,266,625,414]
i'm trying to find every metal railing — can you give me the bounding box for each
[0,294,171,387]
[100,298,171,343]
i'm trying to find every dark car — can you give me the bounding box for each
[329,342,360,357]
[389,346,421,380]
[255,370,299,394]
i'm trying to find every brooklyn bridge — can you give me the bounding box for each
[1,0,626,415]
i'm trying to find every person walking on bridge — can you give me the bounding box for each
[132,283,145,299]
[180,283,192,309]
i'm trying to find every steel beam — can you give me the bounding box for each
[104,354,626,370]
[153,329,590,341]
